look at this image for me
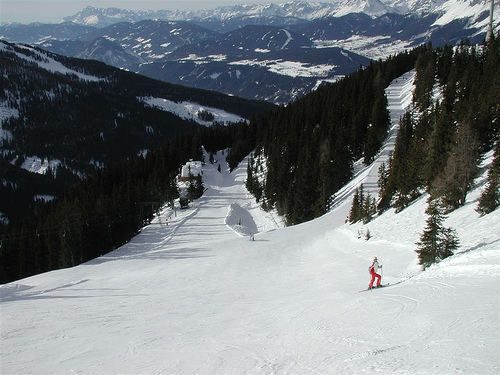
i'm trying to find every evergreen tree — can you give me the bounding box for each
[194,174,205,198]
[362,194,377,224]
[477,141,500,215]
[349,184,376,223]
[391,111,420,211]
[377,161,389,194]
[413,47,436,112]
[415,198,459,269]
[289,144,322,225]
[432,120,480,210]
[364,90,390,164]
[187,171,204,200]
[377,154,395,212]
[425,102,454,184]
[349,187,362,223]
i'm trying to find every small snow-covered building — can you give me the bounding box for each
[180,160,203,182]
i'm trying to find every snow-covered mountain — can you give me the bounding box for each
[390,0,448,14]
[2,71,498,373]
[77,19,220,58]
[333,0,394,17]
[433,0,496,29]
[60,0,496,29]
[72,37,145,66]
[1,0,497,103]
[58,0,434,28]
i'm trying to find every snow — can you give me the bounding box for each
[82,15,99,26]
[34,194,55,202]
[15,155,61,175]
[280,28,293,49]
[0,212,8,225]
[315,35,415,60]
[1,71,499,374]
[334,0,391,17]
[141,97,248,126]
[433,0,499,31]
[229,59,336,77]
[0,106,19,125]
[311,75,344,91]
[0,41,102,82]
[181,160,203,179]
[0,109,15,143]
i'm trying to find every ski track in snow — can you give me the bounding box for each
[0,71,498,374]
[330,70,415,209]
[280,29,293,50]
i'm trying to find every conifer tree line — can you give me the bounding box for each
[246,47,423,225]
[378,37,499,215]
[348,184,377,224]
[416,197,460,269]
[376,37,499,268]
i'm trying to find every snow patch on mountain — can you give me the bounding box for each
[141,97,248,125]
[280,28,293,49]
[432,0,499,30]
[179,54,228,63]
[334,0,393,17]
[315,35,415,60]
[0,41,102,82]
[389,0,448,14]
[230,58,337,77]
[15,156,61,175]
[0,106,19,135]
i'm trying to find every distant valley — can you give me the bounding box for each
[1,0,497,103]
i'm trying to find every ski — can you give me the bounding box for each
[358,278,411,292]
[359,284,389,292]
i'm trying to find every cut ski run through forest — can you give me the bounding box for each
[1,72,499,374]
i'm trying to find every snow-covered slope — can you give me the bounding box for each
[1,72,499,374]
[333,0,393,17]
[0,41,102,82]
[433,0,497,31]
[389,0,448,14]
[141,97,248,126]
[62,0,498,28]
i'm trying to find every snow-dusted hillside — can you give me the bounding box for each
[1,72,498,374]
[141,97,248,126]
[0,41,102,82]
[62,0,499,32]
[3,1,497,103]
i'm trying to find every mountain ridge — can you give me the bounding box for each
[1,0,497,103]
[58,0,494,30]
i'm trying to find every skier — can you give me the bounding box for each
[368,257,382,289]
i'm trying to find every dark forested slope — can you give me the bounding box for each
[0,40,274,223]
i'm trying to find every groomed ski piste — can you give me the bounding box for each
[1,71,499,374]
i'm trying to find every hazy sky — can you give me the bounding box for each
[0,0,297,24]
